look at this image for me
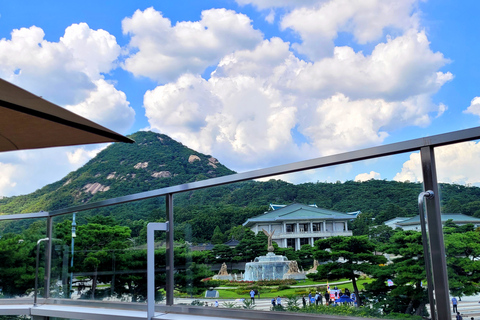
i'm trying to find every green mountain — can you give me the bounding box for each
[0,130,235,215]
[2,130,480,242]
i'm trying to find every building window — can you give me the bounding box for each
[300,238,309,246]
[287,238,296,250]
[286,224,295,233]
[312,223,322,232]
[299,223,309,232]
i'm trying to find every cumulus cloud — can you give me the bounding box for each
[144,72,309,169]
[290,30,452,101]
[394,142,480,186]
[144,30,451,169]
[65,79,135,133]
[66,145,107,165]
[464,97,480,118]
[122,7,263,83]
[0,163,18,196]
[0,146,104,197]
[0,23,133,197]
[236,0,320,10]
[0,23,122,105]
[239,0,420,60]
[355,171,381,182]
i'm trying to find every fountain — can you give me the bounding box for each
[243,229,306,281]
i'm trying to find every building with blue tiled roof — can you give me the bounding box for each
[384,213,480,231]
[243,203,357,250]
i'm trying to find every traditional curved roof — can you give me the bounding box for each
[243,203,355,228]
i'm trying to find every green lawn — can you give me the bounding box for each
[216,279,373,299]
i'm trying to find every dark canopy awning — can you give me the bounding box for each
[0,78,133,152]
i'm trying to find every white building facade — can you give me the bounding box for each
[384,213,480,231]
[243,203,356,250]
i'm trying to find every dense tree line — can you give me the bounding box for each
[1,214,480,318]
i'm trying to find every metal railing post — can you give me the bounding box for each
[34,238,50,307]
[147,222,169,320]
[166,193,174,306]
[45,217,52,299]
[420,146,451,320]
[418,190,436,320]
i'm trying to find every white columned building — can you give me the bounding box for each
[243,203,358,251]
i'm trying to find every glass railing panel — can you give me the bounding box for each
[0,218,46,299]
[434,141,480,318]
[172,154,427,318]
[50,196,167,305]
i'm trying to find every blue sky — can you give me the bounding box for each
[1,0,480,196]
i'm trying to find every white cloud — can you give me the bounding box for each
[464,97,480,118]
[236,0,320,9]
[122,7,263,83]
[144,28,451,171]
[394,142,480,185]
[301,93,439,155]
[66,145,107,165]
[0,23,133,134]
[60,23,121,78]
[0,146,104,197]
[265,10,275,23]
[65,79,135,133]
[291,30,452,100]
[0,163,18,196]
[238,0,424,61]
[0,23,133,197]
[0,24,122,105]
[355,171,381,182]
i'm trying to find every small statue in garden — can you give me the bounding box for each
[286,260,300,274]
[307,259,319,273]
[218,262,228,276]
[262,228,275,252]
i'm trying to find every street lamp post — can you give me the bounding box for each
[69,213,76,297]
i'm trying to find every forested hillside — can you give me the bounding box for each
[1,131,480,242]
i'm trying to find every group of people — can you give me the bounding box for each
[452,297,476,320]
[300,287,355,307]
[271,296,282,307]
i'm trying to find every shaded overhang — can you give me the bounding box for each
[0,78,133,152]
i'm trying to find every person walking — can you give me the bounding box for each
[271,298,276,308]
[302,295,306,308]
[276,296,282,307]
[315,292,320,306]
[452,297,458,313]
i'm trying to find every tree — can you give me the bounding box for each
[368,225,396,247]
[73,223,131,299]
[233,229,268,262]
[445,231,480,298]
[442,198,463,214]
[349,212,375,236]
[212,244,233,264]
[211,226,225,244]
[0,234,36,296]
[375,230,429,316]
[311,235,386,306]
